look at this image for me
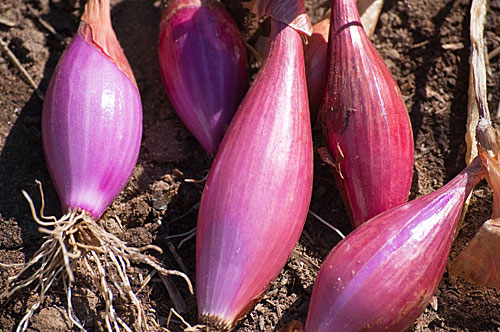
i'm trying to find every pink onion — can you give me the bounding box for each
[158,0,248,155]
[304,158,485,332]
[196,1,313,329]
[320,0,414,227]
[0,1,192,331]
[43,1,141,219]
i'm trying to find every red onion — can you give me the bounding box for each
[196,1,313,329]
[158,0,248,155]
[0,1,191,331]
[320,0,414,227]
[305,1,385,121]
[304,158,485,332]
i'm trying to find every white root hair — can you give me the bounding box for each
[0,181,193,332]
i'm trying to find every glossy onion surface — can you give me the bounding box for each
[43,24,142,220]
[196,20,313,330]
[304,159,485,332]
[158,0,248,155]
[321,0,414,227]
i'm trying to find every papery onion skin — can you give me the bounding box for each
[196,18,313,331]
[320,0,414,227]
[305,17,329,121]
[43,19,142,219]
[450,127,500,288]
[304,158,485,332]
[253,0,312,35]
[158,0,248,155]
[450,217,500,288]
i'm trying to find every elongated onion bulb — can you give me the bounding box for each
[196,1,313,329]
[43,0,141,219]
[305,0,384,118]
[320,0,414,227]
[0,2,184,331]
[304,159,485,332]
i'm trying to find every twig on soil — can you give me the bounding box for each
[308,210,345,239]
[165,226,197,250]
[177,229,196,249]
[489,44,500,60]
[0,38,44,101]
[159,272,186,314]
[184,172,209,184]
[166,228,196,240]
[291,249,320,270]
[0,17,16,27]
[173,168,210,184]
[165,241,190,275]
[410,39,430,49]
[442,42,464,50]
[26,5,64,42]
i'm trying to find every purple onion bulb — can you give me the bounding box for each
[158,0,248,155]
[43,28,142,219]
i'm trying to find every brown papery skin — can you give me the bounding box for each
[320,0,414,227]
[81,0,137,89]
[305,17,330,122]
[253,0,312,35]
[450,145,500,288]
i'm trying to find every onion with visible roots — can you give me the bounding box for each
[0,1,192,331]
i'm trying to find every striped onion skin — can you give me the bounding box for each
[42,29,142,220]
[158,0,248,155]
[196,19,313,330]
[304,159,485,332]
[320,0,414,228]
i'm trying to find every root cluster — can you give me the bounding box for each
[0,182,192,332]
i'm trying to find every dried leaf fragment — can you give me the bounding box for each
[451,218,500,288]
